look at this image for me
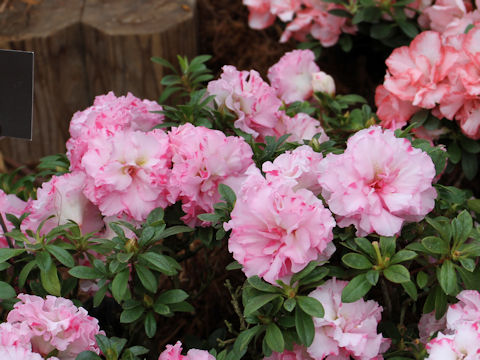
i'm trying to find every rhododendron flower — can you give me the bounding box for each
[7,294,103,360]
[225,165,335,284]
[265,345,313,360]
[375,85,420,130]
[318,126,436,236]
[243,0,276,29]
[0,346,46,360]
[22,172,103,236]
[267,49,320,104]
[312,71,336,96]
[280,112,329,143]
[82,129,171,221]
[263,145,324,195]
[446,290,480,330]
[168,123,254,227]
[66,91,164,171]
[307,279,390,359]
[418,311,447,343]
[426,322,480,359]
[207,65,283,141]
[0,190,28,247]
[158,341,215,360]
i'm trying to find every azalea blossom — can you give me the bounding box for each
[158,341,215,360]
[225,165,335,284]
[426,322,480,359]
[312,71,336,96]
[265,345,313,360]
[318,126,436,236]
[280,112,329,143]
[307,279,390,359]
[6,294,103,360]
[267,49,320,104]
[0,190,28,247]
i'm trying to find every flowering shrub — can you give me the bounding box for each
[0,8,480,358]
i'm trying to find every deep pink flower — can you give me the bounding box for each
[7,294,103,360]
[82,129,172,221]
[318,126,436,236]
[207,65,283,141]
[224,165,335,284]
[22,172,103,237]
[158,341,215,360]
[263,145,324,195]
[307,279,390,360]
[168,123,254,227]
[66,92,163,171]
[267,49,320,104]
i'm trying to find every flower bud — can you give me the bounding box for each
[312,71,336,96]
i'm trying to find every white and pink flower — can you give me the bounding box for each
[158,341,215,360]
[318,126,436,236]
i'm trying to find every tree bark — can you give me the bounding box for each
[0,0,197,164]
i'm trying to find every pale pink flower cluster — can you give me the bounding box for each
[0,294,103,360]
[158,341,215,360]
[376,27,480,139]
[168,123,254,227]
[318,126,436,236]
[243,0,357,47]
[307,279,390,359]
[224,164,336,284]
[424,290,480,358]
[207,50,330,142]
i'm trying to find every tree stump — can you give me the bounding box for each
[0,0,197,164]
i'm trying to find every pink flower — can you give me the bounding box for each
[207,65,283,141]
[421,0,471,33]
[307,279,390,360]
[158,341,215,360]
[7,294,103,360]
[224,165,335,284]
[270,0,303,21]
[318,126,437,236]
[243,0,276,29]
[22,172,103,237]
[426,322,480,359]
[383,31,458,109]
[418,312,447,343]
[82,129,172,221]
[0,322,33,349]
[446,290,480,330]
[375,85,420,130]
[280,113,329,143]
[0,190,28,247]
[66,92,164,171]
[265,345,313,360]
[168,124,254,227]
[263,145,324,195]
[267,49,320,104]
[0,346,45,360]
[312,71,336,96]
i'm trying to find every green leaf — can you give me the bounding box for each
[146,207,164,226]
[135,264,158,293]
[265,323,284,353]
[448,141,462,164]
[460,137,480,154]
[0,281,16,299]
[467,199,480,214]
[401,280,418,301]
[426,217,452,243]
[295,307,315,347]
[390,250,417,264]
[120,306,144,323]
[297,296,324,318]
[284,298,296,312]
[139,252,179,276]
[68,266,102,280]
[354,237,376,259]
[244,294,280,316]
[417,271,428,289]
[342,253,372,269]
[452,210,473,246]
[380,237,396,257]
[341,274,372,303]
[169,301,194,313]
[138,226,155,247]
[397,19,419,38]
[434,286,448,319]
[233,325,262,357]
[462,151,478,180]
[18,260,37,288]
[247,276,279,293]
[370,23,395,39]
[438,260,457,295]
[226,261,242,271]
[156,289,189,304]
[112,269,130,302]
[218,184,236,205]
[384,265,410,284]
[93,284,108,307]
[422,236,449,254]
[153,302,170,316]
[40,265,61,296]
[460,258,475,272]
[157,225,194,240]
[291,261,320,285]
[151,57,177,72]
[366,270,379,285]
[0,248,25,263]
[144,311,157,338]
[76,351,103,360]
[46,245,74,268]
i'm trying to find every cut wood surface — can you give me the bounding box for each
[0,0,197,164]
